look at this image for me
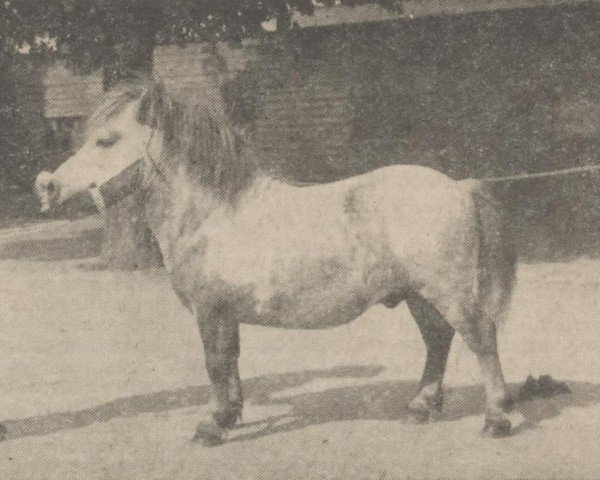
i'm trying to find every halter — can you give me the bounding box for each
[142,127,170,184]
[86,130,161,215]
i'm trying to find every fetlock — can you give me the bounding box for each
[229,401,243,422]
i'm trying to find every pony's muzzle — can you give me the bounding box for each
[34,171,59,213]
[88,184,107,216]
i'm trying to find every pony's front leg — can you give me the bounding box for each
[194,312,242,446]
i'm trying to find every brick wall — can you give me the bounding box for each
[154,1,600,259]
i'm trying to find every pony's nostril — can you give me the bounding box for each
[46,180,60,201]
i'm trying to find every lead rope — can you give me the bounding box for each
[144,125,600,184]
[143,128,169,183]
[481,164,600,182]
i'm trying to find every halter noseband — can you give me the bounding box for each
[86,128,168,215]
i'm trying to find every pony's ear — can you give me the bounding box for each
[136,81,168,128]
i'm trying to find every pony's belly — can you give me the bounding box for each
[189,256,390,329]
[247,254,407,328]
[241,252,397,328]
[247,282,372,329]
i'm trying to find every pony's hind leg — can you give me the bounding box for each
[424,293,512,437]
[194,312,242,446]
[461,321,512,437]
[405,292,455,422]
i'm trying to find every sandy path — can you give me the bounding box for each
[0,219,599,479]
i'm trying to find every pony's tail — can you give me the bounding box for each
[461,179,517,325]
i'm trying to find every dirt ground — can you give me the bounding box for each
[1,218,600,479]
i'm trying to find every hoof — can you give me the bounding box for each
[406,409,430,424]
[193,421,226,447]
[213,408,242,429]
[482,417,512,438]
[407,392,443,424]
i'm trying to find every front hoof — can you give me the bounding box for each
[214,409,242,429]
[482,417,511,438]
[193,421,226,447]
[407,393,442,424]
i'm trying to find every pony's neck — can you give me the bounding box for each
[141,166,227,268]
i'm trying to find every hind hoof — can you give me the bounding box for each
[406,408,431,424]
[482,417,511,438]
[193,421,226,447]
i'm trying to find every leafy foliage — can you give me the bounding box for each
[2,1,403,74]
[0,58,19,187]
[0,0,402,188]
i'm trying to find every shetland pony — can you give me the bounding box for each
[35,79,516,445]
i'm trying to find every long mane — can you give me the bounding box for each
[88,76,256,202]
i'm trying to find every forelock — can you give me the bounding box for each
[85,81,148,136]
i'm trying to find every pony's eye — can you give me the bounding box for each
[96,132,122,148]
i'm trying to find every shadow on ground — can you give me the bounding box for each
[1,365,598,444]
[0,228,102,262]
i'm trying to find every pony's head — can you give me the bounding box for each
[35,76,252,214]
[34,79,165,213]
